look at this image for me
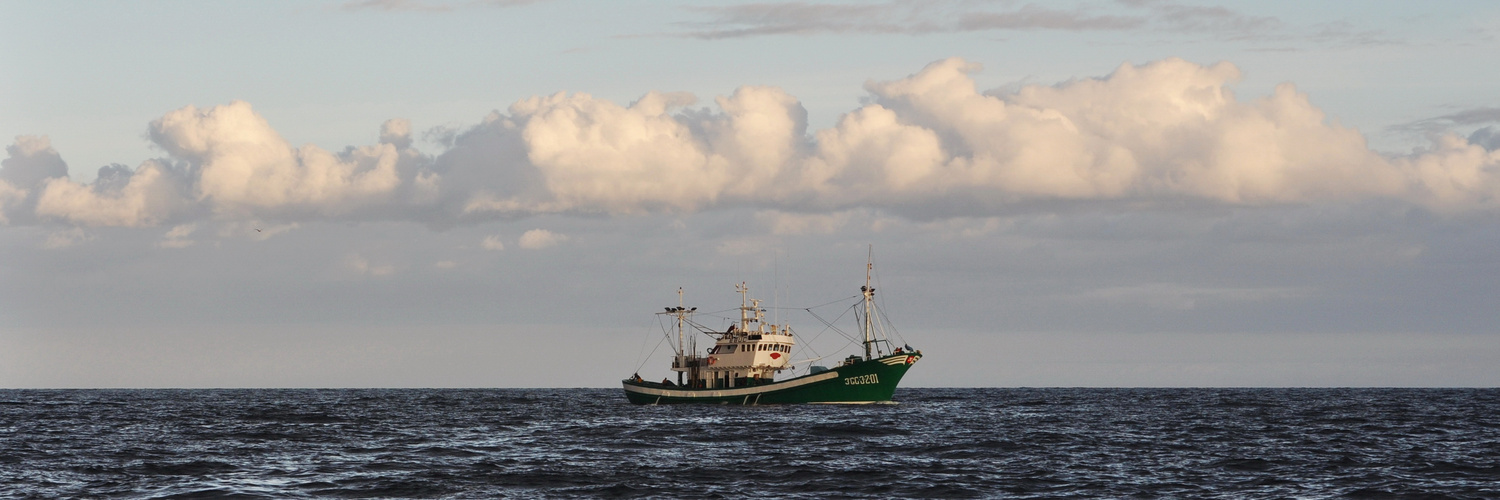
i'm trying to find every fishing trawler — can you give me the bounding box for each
[621,256,921,404]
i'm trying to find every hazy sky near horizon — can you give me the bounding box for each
[3,0,1499,388]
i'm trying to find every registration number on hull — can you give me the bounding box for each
[844,374,880,385]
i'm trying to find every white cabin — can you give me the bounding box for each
[670,284,794,389]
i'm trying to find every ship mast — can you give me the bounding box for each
[676,287,685,385]
[660,289,700,385]
[862,245,875,361]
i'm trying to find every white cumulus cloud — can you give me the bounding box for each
[518,228,566,249]
[1,135,70,224]
[7,58,1500,231]
[150,101,409,217]
[0,179,24,224]
[445,57,1500,216]
[480,87,806,215]
[36,160,191,227]
[158,223,198,248]
[41,228,92,249]
[809,58,1393,206]
[1,136,68,191]
[346,253,396,276]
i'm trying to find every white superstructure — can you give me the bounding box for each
[667,283,794,389]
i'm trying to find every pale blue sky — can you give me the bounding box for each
[2,1,1499,388]
[6,1,1497,174]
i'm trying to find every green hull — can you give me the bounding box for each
[622,353,921,405]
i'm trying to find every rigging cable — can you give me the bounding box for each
[870,262,911,348]
[632,316,678,375]
[630,323,655,375]
[877,306,908,347]
[805,301,861,345]
[805,301,866,357]
[786,325,821,376]
[779,294,860,312]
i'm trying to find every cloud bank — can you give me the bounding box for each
[5,57,1499,230]
[673,1,1347,44]
[676,1,1271,37]
[671,1,1398,47]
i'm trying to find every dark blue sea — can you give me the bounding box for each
[2,388,1497,498]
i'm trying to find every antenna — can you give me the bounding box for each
[866,245,873,286]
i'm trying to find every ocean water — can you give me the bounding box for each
[1,388,1497,498]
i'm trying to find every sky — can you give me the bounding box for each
[2,0,1499,388]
